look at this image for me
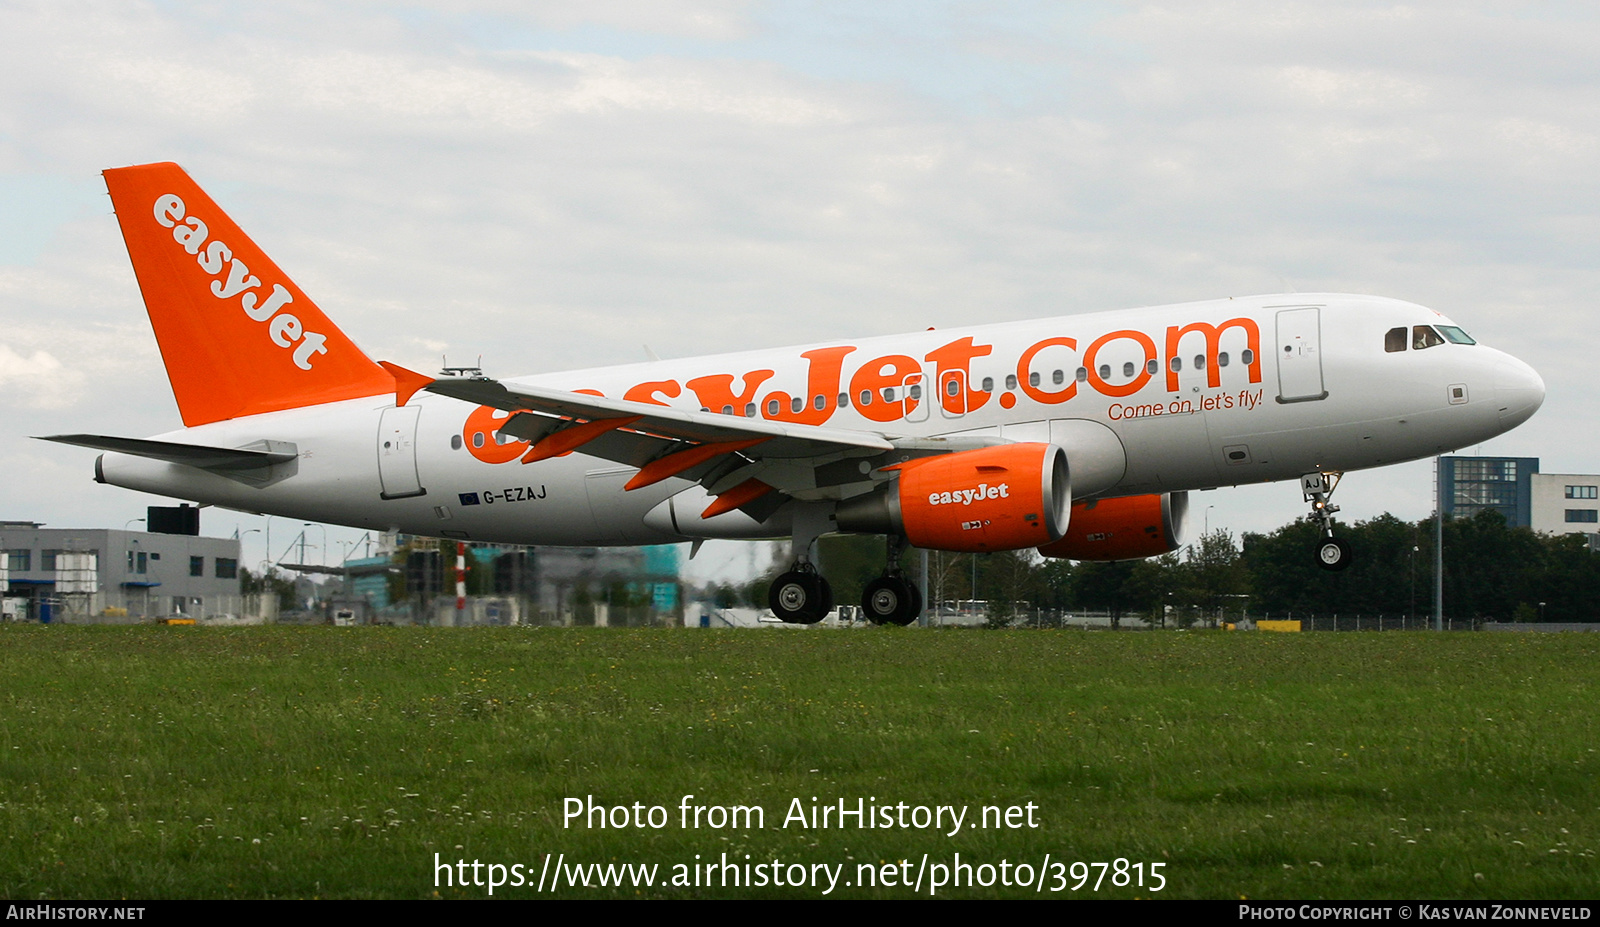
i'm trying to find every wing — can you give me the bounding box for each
[385,362,926,521]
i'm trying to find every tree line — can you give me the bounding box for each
[711,509,1600,625]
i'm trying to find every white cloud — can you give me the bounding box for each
[0,345,76,409]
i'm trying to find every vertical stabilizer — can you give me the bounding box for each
[103,162,393,426]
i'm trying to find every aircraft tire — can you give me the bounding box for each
[863,575,919,626]
[770,570,828,624]
[1314,537,1352,572]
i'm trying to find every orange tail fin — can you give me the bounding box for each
[103,162,393,426]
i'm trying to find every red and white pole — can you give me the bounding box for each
[455,542,467,619]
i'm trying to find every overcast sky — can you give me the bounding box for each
[1,1,1594,582]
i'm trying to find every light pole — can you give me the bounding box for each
[1434,455,1444,632]
[303,523,327,565]
[1409,545,1418,627]
[238,528,262,580]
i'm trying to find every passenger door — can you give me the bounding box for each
[377,406,426,499]
[1275,307,1327,403]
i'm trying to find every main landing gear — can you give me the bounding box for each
[1302,471,1351,572]
[861,536,921,626]
[768,505,835,624]
[768,563,834,624]
[766,507,925,625]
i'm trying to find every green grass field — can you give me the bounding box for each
[1,625,1595,899]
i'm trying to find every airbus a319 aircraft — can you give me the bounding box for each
[45,163,1545,624]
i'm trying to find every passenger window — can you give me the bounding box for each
[1005,374,1018,391]
[1146,359,1159,374]
[837,393,848,408]
[1241,349,1254,365]
[858,390,871,406]
[1170,356,1182,372]
[883,387,896,402]
[1075,367,1087,382]
[1029,372,1041,387]
[1122,362,1135,378]
[908,384,921,400]
[790,397,803,413]
[1218,352,1229,367]
[745,403,756,417]
[980,377,993,392]
[1097,364,1111,380]
[1193,354,1205,371]
[1385,327,1407,352]
[1413,326,1444,350]
[1052,369,1064,385]
[813,394,825,410]
[946,379,960,397]
[767,398,780,415]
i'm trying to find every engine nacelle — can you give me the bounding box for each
[836,443,1070,552]
[1036,491,1188,561]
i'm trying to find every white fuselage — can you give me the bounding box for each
[98,293,1545,547]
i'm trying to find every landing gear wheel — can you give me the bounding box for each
[862,575,920,626]
[1314,537,1351,572]
[769,570,831,624]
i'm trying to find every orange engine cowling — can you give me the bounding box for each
[836,443,1070,552]
[1036,491,1188,561]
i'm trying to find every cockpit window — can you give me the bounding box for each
[1413,325,1445,350]
[1385,327,1407,353]
[1436,325,1476,345]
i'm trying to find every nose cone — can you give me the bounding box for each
[1495,354,1545,430]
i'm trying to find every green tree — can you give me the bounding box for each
[1180,529,1249,625]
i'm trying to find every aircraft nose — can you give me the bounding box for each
[1495,353,1545,430]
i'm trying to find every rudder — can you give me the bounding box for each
[103,162,393,426]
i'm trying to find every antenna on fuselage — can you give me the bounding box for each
[439,355,484,379]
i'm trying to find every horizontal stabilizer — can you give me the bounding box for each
[39,434,299,487]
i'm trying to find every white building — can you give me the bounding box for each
[0,519,245,622]
[1529,473,1600,549]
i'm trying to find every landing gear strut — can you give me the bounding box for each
[861,536,922,626]
[1302,471,1351,572]
[768,504,835,624]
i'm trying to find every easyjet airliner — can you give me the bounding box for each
[44,163,1545,624]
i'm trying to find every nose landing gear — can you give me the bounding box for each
[1302,471,1351,571]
